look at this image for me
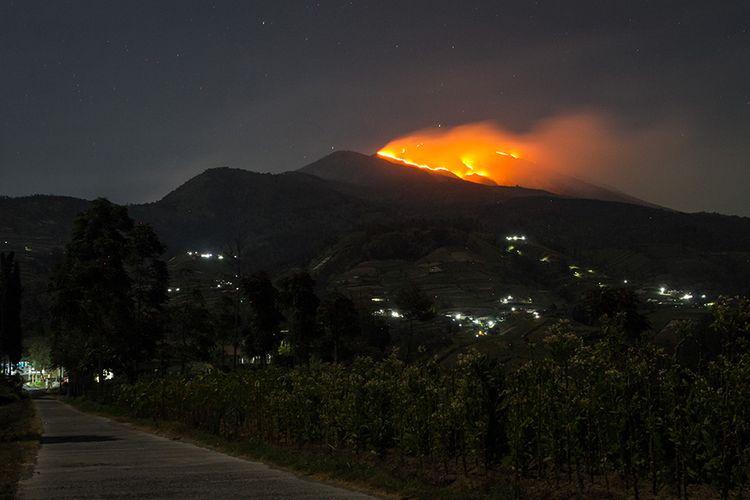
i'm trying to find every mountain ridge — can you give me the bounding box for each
[300,150,656,208]
[2,151,750,298]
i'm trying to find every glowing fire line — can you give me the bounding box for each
[378,150,496,183]
[377,150,508,184]
[496,151,520,159]
[376,123,526,187]
[376,151,456,176]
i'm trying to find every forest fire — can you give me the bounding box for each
[377,123,530,186]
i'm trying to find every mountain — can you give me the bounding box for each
[447,152,657,206]
[300,151,654,207]
[2,150,750,309]
[299,151,551,207]
[129,167,371,270]
[0,195,90,248]
[0,194,90,279]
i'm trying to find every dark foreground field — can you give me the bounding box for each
[0,384,41,499]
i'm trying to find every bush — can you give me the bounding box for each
[0,374,24,405]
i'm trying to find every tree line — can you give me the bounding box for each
[45,198,750,497]
[50,199,400,395]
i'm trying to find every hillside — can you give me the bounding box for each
[129,167,372,270]
[0,195,90,252]
[299,151,552,208]
[0,151,749,330]
[0,194,90,284]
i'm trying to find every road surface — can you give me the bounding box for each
[18,396,374,499]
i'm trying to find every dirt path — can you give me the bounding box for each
[18,396,373,499]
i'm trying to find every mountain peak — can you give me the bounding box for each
[302,149,654,207]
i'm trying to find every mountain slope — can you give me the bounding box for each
[299,151,552,207]
[301,150,653,207]
[129,167,372,269]
[1,153,750,297]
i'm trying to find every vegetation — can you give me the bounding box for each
[0,252,22,375]
[394,283,435,361]
[166,287,213,373]
[242,271,284,364]
[82,296,749,498]
[50,198,168,395]
[0,376,40,499]
[38,198,750,497]
[0,251,36,499]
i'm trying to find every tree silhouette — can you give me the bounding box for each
[574,287,650,342]
[50,199,167,395]
[278,272,319,365]
[122,223,168,381]
[358,313,391,358]
[242,271,283,364]
[0,252,22,373]
[318,291,359,363]
[167,288,213,374]
[394,283,434,361]
[213,294,236,369]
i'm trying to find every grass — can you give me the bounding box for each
[0,396,41,500]
[66,398,516,499]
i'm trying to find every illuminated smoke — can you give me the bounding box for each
[376,113,690,196]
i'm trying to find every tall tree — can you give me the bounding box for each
[394,283,435,362]
[318,291,359,363]
[122,224,168,380]
[0,252,22,373]
[213,294,236,369]
[50,199,167,395]
[358,313,391,358]
[242,271,283,365]
[278,272,319,365]
[224,236,247,368]
[166,288,214,374]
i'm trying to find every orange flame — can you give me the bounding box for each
[377,123,530,187]
[376,115,693,202]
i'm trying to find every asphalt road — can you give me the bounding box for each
[18,396,374,499]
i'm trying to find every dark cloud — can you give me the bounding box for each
[1,0,748,214]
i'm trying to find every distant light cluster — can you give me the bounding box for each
[186,251,225,260]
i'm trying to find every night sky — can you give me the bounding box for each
[2,1,749,214]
